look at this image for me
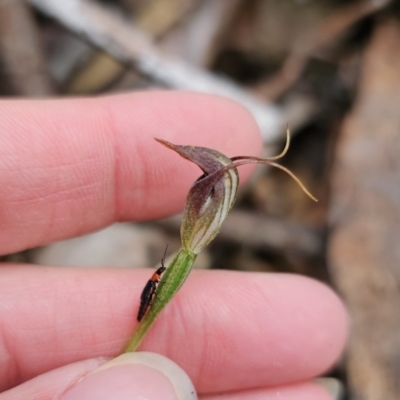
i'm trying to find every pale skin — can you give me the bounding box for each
[0,91,348,399]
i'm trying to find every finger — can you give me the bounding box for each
[1,358,106,400]
[3,353,196,400]
[0,266,347,393]
[201,381,334,400]
[0,92,262,254]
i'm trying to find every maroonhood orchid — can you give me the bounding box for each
[124,128,316,352]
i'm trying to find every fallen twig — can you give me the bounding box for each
[28,0,284,142]
[252,0,392,100]
[66,0,200,93]
[157,210,323,258]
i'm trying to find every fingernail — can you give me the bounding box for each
[61,352,197,400]
[315,377,344,400]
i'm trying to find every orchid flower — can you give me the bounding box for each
[124,127,316,352]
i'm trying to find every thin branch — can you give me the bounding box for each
[156,210,323,258]
[28,0,285,142]
[252,0,392,100]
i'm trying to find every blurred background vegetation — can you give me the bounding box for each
[1,1,400,399]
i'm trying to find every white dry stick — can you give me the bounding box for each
[28,0,285,142]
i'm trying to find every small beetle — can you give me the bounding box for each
[137,245,168,322]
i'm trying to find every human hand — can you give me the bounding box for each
[0,92,347,399]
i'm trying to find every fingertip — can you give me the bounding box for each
[0,91,262,252]
[60,352,197,400]
[270,273,349,377]
[1,353,197,400]
[140,271,348,391]
[293,274,349,369]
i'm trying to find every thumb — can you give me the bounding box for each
[61,352,197,400]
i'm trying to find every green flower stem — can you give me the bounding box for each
[124,247,197,352]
